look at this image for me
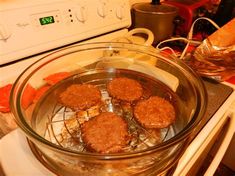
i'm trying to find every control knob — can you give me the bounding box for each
[0,23,11,41]
[97,1,108,18]
[75,4,88,23]
[116,5,125,20]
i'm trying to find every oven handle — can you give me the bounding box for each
[204,102,235,176]
[173,100,235,176]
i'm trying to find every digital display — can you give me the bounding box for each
[39,16,55,25]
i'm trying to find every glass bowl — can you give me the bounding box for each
[11,42,207,176]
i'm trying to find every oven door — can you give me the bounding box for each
[174,86,235,176]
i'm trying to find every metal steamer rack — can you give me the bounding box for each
[39,79,174,153]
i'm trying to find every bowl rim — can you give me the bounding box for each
[10,42,207,159]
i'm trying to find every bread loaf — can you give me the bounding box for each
[208,18,235,47]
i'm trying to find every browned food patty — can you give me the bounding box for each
[59,84,101,110]
[81,112,129,153]
[107,77,143,102]
[134,96,175,129]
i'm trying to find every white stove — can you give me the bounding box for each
[1,0,235,176]
[0,0,132,85]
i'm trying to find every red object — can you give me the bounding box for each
[160,48,181,57]
[226,76,235,85]
[21,84,36,109]
[0,72,70,112]
[193,33,205,41]
[0,107,11,113]
[0,84,12,113]
[43,72,70,85]
[186,45,196,53]
[33,85,51,103]
[0,84,12,107]
[163,0,210,35]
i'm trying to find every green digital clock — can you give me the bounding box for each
[39,16,55,25]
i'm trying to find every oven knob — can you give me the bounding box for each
[75,5,88,23]
[97,1,107,18]
[0,23,11,40]
[116,5,124,20]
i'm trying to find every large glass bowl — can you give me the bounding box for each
[10,42,207,176]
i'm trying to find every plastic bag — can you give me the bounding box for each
[185,18,235,81]
[185,40,235,81]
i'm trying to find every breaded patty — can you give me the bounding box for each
[134,96,175,129]
[59,84,101,110]
[107,77,143,102]
[81,112,129,153]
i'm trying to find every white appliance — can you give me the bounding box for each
[0,0,235,176]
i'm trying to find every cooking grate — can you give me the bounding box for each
[30,68,180,155]
[43,84,172,153]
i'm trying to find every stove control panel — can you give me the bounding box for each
[0,0,131,65]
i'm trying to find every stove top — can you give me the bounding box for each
[193,78,233,137]
[0,79,234,176]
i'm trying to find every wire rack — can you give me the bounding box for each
[42,84,172,153]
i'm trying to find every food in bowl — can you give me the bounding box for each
[134,96,176,129]
[51,75,177,153]
[58,84,102,111]
[11,43,207,176]
[107,77,143,102]
[81,112,130,153]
